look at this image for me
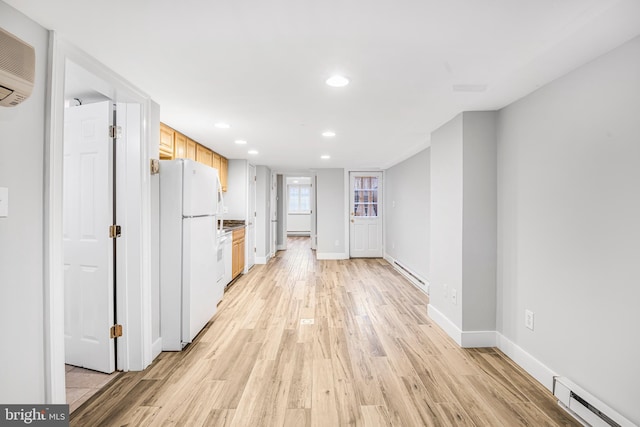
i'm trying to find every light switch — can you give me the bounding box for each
[0,187,8,217]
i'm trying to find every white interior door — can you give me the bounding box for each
[246,165,256,269]
[63,101,115,373]
[349,172,383,258]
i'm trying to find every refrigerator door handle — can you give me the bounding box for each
[216,176,225,233]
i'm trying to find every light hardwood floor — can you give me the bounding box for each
[71,237,578,426]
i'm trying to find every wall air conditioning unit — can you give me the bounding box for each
[553,377,635,427]
[0,27,35,107]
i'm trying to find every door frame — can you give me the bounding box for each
[246,163,256,270]
[344,169,384,258]
[279,173,315,247]
[44,33,155,403]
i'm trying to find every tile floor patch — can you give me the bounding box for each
[300,318,315,325]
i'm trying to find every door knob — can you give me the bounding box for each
[351,219,354,223]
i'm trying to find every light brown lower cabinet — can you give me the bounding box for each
[232,228,245,279]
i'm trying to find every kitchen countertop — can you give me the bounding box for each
[220,220,246,232]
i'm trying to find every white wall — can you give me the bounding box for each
[255,165,271,261]
[287,214,310,233]
[225,159,248,221]
[150,102,161,354]
[384,148,430,281]
[0,2,49,403]
[316,169,346,258]
[497,35,640,424]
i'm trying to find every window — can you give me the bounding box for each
[288,184,311,213]
[353,176,378,217]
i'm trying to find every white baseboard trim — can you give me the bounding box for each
[255,256,269,264]
[462,330,497,348]
[427,304,497,348]
[427,304,462,346]
[428,306,558,393]
[277,244,286,250]
[316,252,348,260]
[152,337,163,360]
[496,333,556,391]
[287,232,310,236]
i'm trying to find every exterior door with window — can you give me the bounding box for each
[349,172,383,258]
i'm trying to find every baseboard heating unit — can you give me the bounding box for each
[392,260,429,294]
[553,377,635,427]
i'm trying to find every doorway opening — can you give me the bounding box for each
[61,61,122,410]
[285,176,313,239]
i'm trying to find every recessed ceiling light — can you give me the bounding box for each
[321,155,331,160]
[248,150,259,155]
[293,180,299,184]
[322,131,336,137]
[234,139,247,145]
[326,75,349,87]
[215,122,230,129]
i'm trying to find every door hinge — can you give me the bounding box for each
[150,159,160,175]
[109,224,122,238]
[254,247,256,253]
[110,324,123,339]
[109,125,122,139]
[254,211,257,217]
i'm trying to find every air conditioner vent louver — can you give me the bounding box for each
[0,27,35,107]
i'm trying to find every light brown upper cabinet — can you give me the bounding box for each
[186,138,197,161]
[159,124,174,160]
[220,157,228,192]
[213,152,221,173]
[159,123,228,191]
[196,144,213,167]
[174,132,187,159]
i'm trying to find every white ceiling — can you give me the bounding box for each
[6,0,640,171]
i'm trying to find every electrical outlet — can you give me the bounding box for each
[451,288,457,305]
[525,309,534,331]
[443,283,448,299]
[391,242,395,249]
[334,240,340,247]
[392,200,396,208]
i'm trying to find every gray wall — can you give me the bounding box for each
[0,2,49,403]
[497,35,640,424]
[276,174,284,246]
[430,114,464,327]
[384,148,430,281]
[462,112,497,331]
[225,159,248,221]
[255,165,271,259]
[430,112,497,332]
[316,169,345,255]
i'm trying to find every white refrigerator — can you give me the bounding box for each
[160,159,224,351]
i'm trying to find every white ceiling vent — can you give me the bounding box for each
[452,84,488,93]
[0,27,35,107]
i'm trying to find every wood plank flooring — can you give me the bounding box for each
[71,237,578,426]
